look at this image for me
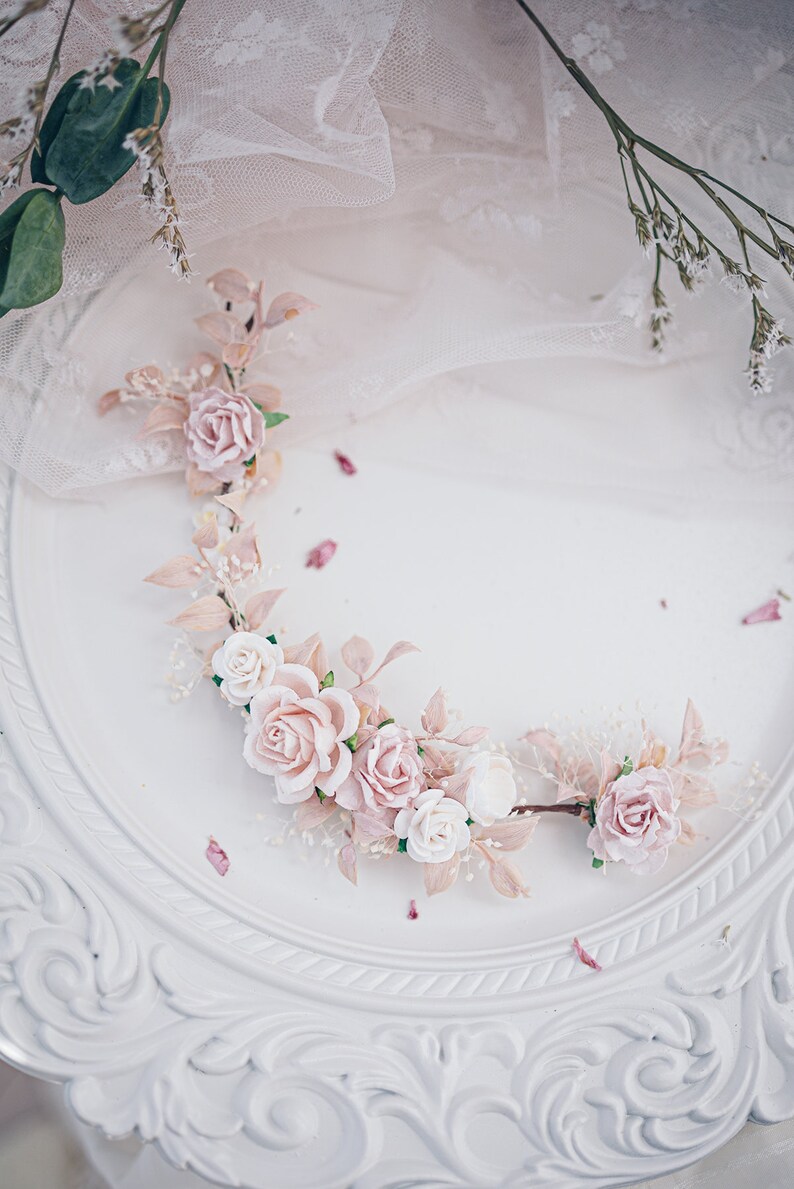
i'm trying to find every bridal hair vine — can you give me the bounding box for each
[102,268,735,899]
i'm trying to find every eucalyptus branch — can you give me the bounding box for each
[514,0,794,393]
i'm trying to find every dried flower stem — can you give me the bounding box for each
[514,0,794,391]
[0,0,51,42]
[513,803,585,816]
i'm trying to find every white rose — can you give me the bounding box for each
[393,789,471,864]
[462,752,517,826]
[212,631,284,706]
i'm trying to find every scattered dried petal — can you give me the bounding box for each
[307,539,337,569]
[742,597,782,625]
[244,588,285,630]
[144,555,202,588]
[408,898,419,919]
[334,450,357,476]
[169,595,232,632]
[206,837,230,876]
[572,936,602,971]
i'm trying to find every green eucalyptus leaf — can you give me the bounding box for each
[44,60,171,204]
[262,411,289,429]
[0,189,64,310]
[30,71,85,183]
[592,856,605,870]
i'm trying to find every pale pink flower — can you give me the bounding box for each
[588,767,681,874]
[184,386,265,483]
[336,723,425,813]
[243,663,358,803]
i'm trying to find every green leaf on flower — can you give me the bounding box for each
[397,838,408,853]
[316,788,326,802]
[266,634,278,645]
[619,756,634,779]
[0,189,65,311]
[378,718,395,729]
[262,411,289,429]
[345,733,358,752]
[592,856,605,869]
[417,745,424,756]
[586,798,597,828]
[30,71,85,184]
[320,671,335,689]
[244,456,256,468]
[243,703,251,714]
[211,674,222,687]
[43,60,171,204]
[465,817,474,826]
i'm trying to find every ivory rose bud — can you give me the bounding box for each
[393,789,471,864]
[588,766,681,874]
[243,663,358,803]
[184,386,265,482]
[212,631,283,707]
[336,724,424,813]
[462,752,517,826]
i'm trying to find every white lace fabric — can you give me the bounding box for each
[0,0,793,496]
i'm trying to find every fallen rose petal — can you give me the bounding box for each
[334,450,357,476]
[206,837,230,876]
[572,936,602,971]
[244,588,286,631]
[169,595,232,632]
[408,898,419,919]
[144,555,202,588]
[742,598,782,625]
[306,539,337,569]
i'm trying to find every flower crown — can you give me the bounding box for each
[101,268,737,902]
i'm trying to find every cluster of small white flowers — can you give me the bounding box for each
[123,128,191,279]
[747,303,790,395]
[0,81,44,190]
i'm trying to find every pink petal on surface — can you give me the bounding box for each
[206,268,254,303]
[341,635,375,680]
[572,937,602,972]
[169,595,232,632]
[264,291,319,329]
[206,837,230,876]
[334,450,357,476]
[144,555,202,589]
[98,389,122,416]
[742,598,782,625]
[244,588,286,631]
[408,898,419,920]
[306,539,337,569]
[337,842,358,886]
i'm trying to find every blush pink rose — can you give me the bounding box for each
[588,767,681,874]
[243,664,359,803]
[336,723,425,813]
[184,386,265,483]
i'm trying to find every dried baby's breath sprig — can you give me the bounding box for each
[515,0,794,393]
[124,124,191,279]
[81,2,176,91]
[0,0,50,42]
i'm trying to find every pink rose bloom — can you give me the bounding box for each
[184,386,265,483]
[588,767,681,874]
[243,664,359,803]
[336,723,425,813]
